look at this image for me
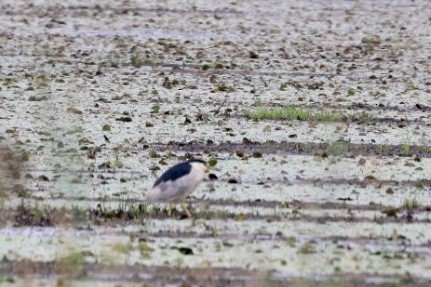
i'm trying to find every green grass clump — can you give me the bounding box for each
[403,198,419,209]
[402,133,412,156]
[208,158,218,167]
[244,106,344,122]
[59,251,86,265]
[325,140,349,156]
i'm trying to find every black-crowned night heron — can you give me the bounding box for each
[145,159,207,217]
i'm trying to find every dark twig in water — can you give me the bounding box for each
[213,94,228,116]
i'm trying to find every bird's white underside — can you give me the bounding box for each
[145,162,206,203]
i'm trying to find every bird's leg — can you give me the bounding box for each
[166,203,176,216]
[181,203,192,218]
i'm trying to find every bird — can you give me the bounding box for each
[145,159,207,217]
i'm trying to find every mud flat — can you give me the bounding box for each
[1,0,431,286]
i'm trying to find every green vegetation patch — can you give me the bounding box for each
[244,106,345,122]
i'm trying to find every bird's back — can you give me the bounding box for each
[152,161,192,187]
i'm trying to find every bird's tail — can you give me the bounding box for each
[144,187,160,203]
